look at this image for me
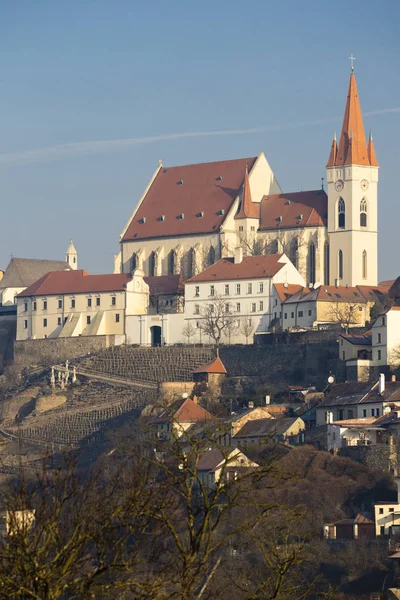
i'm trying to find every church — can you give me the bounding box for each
[115,68,378,288]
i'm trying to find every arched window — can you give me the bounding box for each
[338,250,343,280]
[324,242,330,285]
[289,237,298,268]
[168,250,174,275]
[360,198,367,227]
[338,198,345,228]
[362,250,367,279]
[309,242,316,285]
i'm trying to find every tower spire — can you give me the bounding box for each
[335,71,370,166]
[368,130,379,167]
[326,131,337,167]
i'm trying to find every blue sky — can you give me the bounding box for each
[0,0,399,280]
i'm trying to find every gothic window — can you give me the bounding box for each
[309,243,316,285]
[338,250,343,280]
[131,253,137,272]
[338,198,345,228]
[362,250,367,279]
[289,237,298,268]
[168,250,174,275]
[360,198,367,227]
[209,245,216,265]
[149,252,156,277]
[270,238,279,254]
[324,242,330,285]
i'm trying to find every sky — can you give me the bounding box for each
[0,0,399,280]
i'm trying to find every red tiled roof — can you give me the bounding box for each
[191,357,227,375]
[153,397,213,424]
[18,270,131,297]
[274,283,307,303]
[121,156,257,242]
[335,73,370,167]
[186,255,285,283]
[283,284,368,305]
[144,274,183,295]
[259,190,327,230]
[235,165,259,220]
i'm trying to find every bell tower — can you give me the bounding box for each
[326,61,378,286]
[66,239,78,270]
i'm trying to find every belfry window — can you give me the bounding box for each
[338,198,345,228]
[338,250,343,280]
[362,250,367,279]
[360,198,367,227]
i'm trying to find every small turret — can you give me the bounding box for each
[66,239,78,270]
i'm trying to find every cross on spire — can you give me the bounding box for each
[349,53,356,72]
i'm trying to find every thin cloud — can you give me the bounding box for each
[0,107,398,167]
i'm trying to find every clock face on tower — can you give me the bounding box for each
[335,179,344,192]
[360,179,369,191]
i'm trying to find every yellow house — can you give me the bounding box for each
[16,269,149,341]
[282,284,388,331]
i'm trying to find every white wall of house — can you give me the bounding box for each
[374,480,400,536]
[372,309,400,366]
[125,312,185,346]
[326,423,378,450]
[1,287,25,306]
[184,255,305,344]
[316,402,384,427]
[282,299,316,330]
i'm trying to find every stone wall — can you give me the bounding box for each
[14,335,125,368]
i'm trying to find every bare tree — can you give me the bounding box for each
[328,302,365,334]
[239,318,255,344]
[182,321,196,344]
[198,294,239,355]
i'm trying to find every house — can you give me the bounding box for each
[230,406,274,436]
[184,251,305,344]
[0,249,74,306]
[374,478,400,538]
[196,448,259,489]
[149,397,213,440]
[271,283,307,324]
[323,513,375,540]
[316,375,400,427]
[233,416,305,447]
[281,284,387,331]
[191,357,227,386]
[326,417,382,451]
[339,331,372,361]
[16,269,148,341]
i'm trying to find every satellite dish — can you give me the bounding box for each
[328,375,335,384]
[182,392,189,399]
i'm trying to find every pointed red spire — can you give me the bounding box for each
[335,73,369,166]
[368,131,379,167]
[326,133,337,167]
[235,165,258,219]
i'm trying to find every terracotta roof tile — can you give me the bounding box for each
[18,270,131,297]
[335,73,370,167]
[274,283,308,303]
[191,357,227,374]
[122,156,257,242]
[235,165,259,220]
[186,254,286,284]
[259,190,327,230]
[153,398,213,424]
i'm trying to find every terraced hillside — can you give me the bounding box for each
[80,346,214,384]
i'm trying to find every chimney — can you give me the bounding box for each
[234,247,243,264]
[335,279,339,287]
[248,400,254,409]
[392,375,397,382]
[265,395,271,405]
[192,395,198,404]
[379,373,385,395]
